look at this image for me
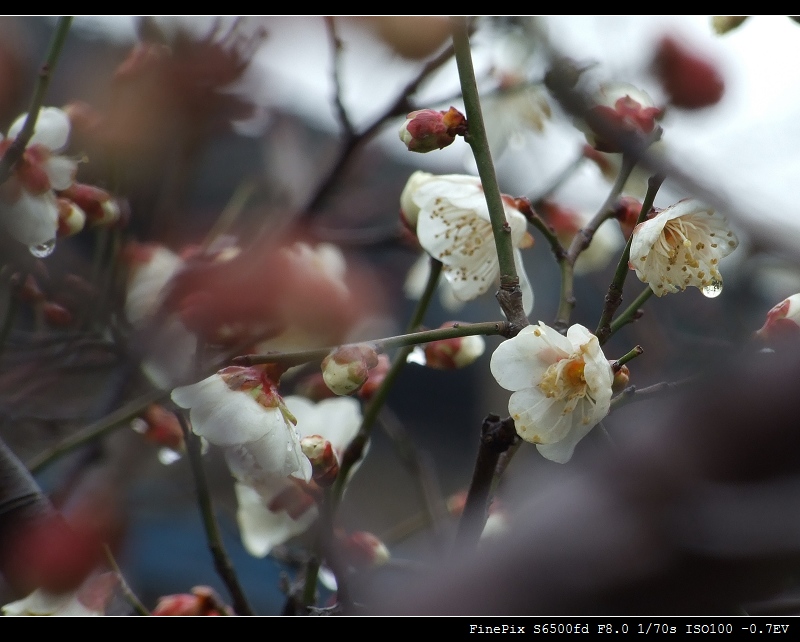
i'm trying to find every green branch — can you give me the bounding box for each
[177,412,254,616]
[596,173,664,345]
[233,319,508,369]
[451,17,527,331]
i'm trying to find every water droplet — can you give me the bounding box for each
[158,448,182,466]
[701,279,723,298]
[29,238,56,257]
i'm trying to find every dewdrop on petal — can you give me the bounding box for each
[629,198,738,298]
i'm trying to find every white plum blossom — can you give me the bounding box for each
[629,199,739,297]
[2,589,102,617]
[171,367,312,484]
[401,171,534,314]
[235,395,362,557]
[490,322,613,463]
[0,107,78,251]
[124,244,197,390]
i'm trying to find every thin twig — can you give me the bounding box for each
[611,345,644,372]
[608,287,654,337]
[234,319,508,368]
[103,544,150,616]
[610,376,695,411]
[455,414,516,551]
[553,155,636,332]
[176,412,254,616]
[27,388,166,474]
[302,38,460,218]
[324,17,354,140]
[0,16,73,185]
[378,408,448,546]
[331,259,444,508]
[596,174,664,345]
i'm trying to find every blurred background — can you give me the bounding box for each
[1,16,800,615]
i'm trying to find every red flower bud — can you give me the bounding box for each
[653,36,725,109]
[399,107,466,153]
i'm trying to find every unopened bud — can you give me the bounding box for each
[300,435,339,486]
[132,404,184,451]
[338,530,390,569]
[712,16,748,35]
[653,36,724,110]
[611,364,630,393]
[59,183,121,227]
[321,344,379,396]
[42,301,73,327]
[756,294,800,341]
[358,353,391,401]
[423,322,485,369]
[586,83,662,153]
[14,273,44,303]
[295,372,338,401]
[56,198,86,238]
[152,586,229,616]
[399,106,466,153]
[614,196,644,240]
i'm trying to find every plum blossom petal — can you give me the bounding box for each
[234,395,362,557]
[629,199,738,297]
[0,107,77,252]
[235,482,317,557]
[9,107,71,151]
[490,321,613,463]
[407,172,533,314]
[2,588,102,616]
[0,190,59,247]
[171,371,312,482]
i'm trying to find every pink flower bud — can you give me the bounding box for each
[337,530,390,569]
[399,106,466,153]
[133,404,185,451]
[300,435,339,486]
[358,353,390,400]
[611,364,630,393]
[42,301,73,327]
[653,36,724,109]
[153,586,229,616]
[614,196,645,240]
[56,197,86,238]
[424,322,485,369]
[756,294,800,341]
[59,183,122,227]
[321,344,379,396]
[586,83,662,153]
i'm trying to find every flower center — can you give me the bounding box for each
[539,356,586,402]
[655,217,706,268]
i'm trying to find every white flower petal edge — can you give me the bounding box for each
[629,199,738,297]
[234,396,363,557]
[0,191,59,247]
[2,589,101,616]
[171,373,312,482]
[413,174,533,314]
[9,107,71,151]
[235,482,318,558]
[490,322,613,463]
